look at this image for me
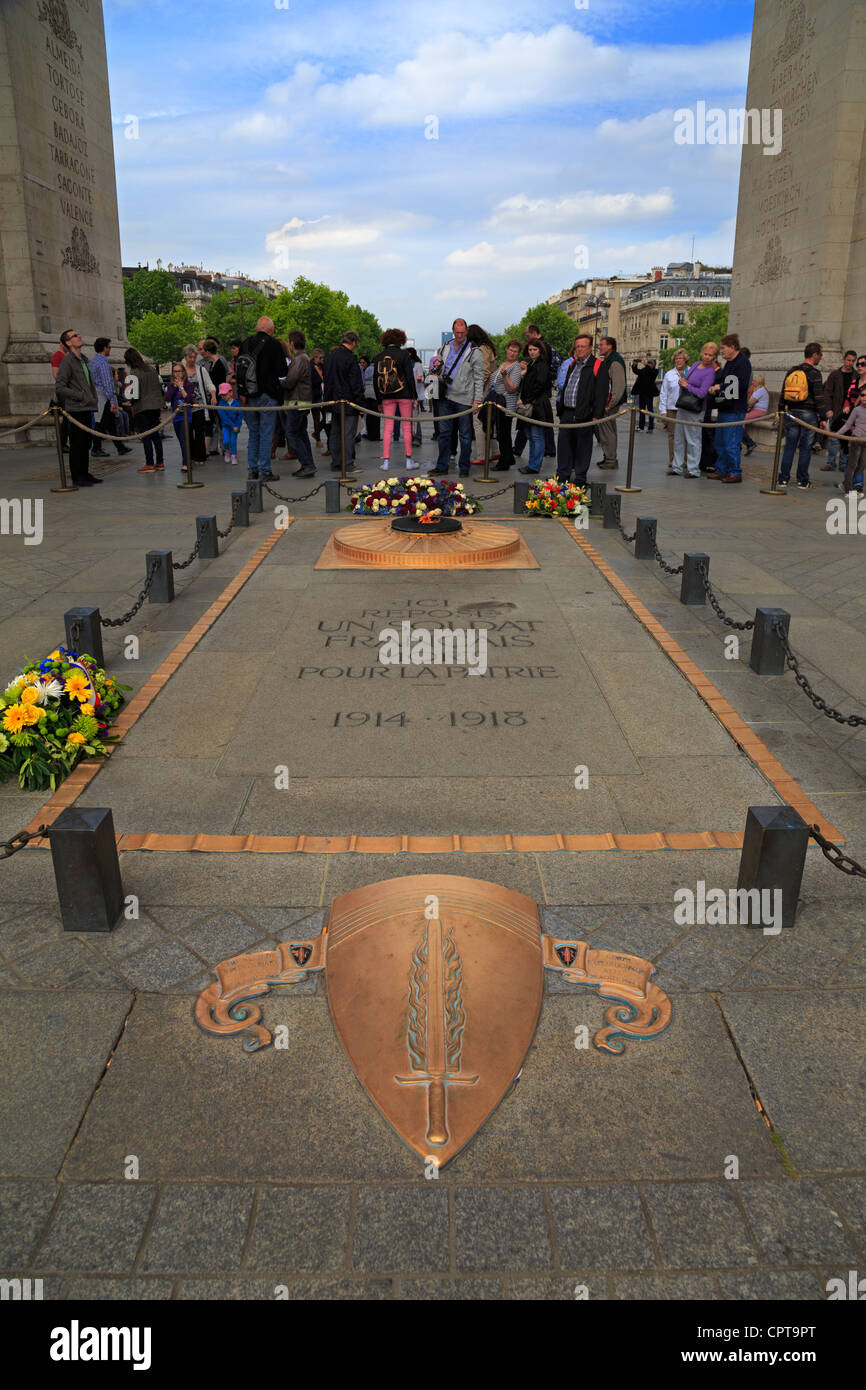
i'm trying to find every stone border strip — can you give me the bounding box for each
[22,522,290,845]
[557,520,842,842]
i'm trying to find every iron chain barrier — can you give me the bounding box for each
[650,539,684,576]
[809,824,866,878]
[1,825,48,860]
[172,536,202,571]
[696,561,755,631]
[773,619,866,728]
[216,496,242,539]
[261,479,327,504]
[100,558,161,629]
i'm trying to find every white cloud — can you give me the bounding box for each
[224,29,750,135]
[487,190,675,231]
[444,242,496,267]
[433,287,488,301]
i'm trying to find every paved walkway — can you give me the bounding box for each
[1,423,864,1299]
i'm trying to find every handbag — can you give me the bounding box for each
[676,388,703,414]
[514,399,533,417]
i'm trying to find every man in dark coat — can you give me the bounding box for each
[324,331,364,473]
[556,334,610,485]
[632,359,659,431]
[54,329,101,486]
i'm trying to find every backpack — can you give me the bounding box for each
[783,368,809,403]
[234,338,265,398]
[376,352,403,396]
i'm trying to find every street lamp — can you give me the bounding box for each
[229,294,256,340]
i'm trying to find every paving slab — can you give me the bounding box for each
[718,991,866,1172]
[0,990,133,1177]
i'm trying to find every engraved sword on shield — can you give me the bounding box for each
[395,915,478,1146]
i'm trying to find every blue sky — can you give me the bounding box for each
[107,0,756,346]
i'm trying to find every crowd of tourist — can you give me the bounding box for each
[49,318,865,495]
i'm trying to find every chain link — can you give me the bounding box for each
[650,539,684,576]
[100,559,161,628]
[617,522,637,543]
[773,621,866,727]
[261,480,327,505]
[1,824,48,860]
[172,536,202,571]
[696,562,755,630]
[216,496,242,539]
[809,824,866,878]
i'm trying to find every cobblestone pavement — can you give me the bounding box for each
[1,424,864,1299]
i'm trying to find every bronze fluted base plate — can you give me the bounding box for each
[315,520,539,569]
[195,874,672,1169]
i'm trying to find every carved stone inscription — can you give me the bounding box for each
[38,0,100,271]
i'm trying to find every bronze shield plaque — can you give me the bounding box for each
[325,875,543,1169]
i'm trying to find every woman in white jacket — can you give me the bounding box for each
[660,349,688,471]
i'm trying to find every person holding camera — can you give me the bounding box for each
[430,318,484,476]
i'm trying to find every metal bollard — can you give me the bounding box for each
[513,480,530,514]
[64,607,104,666]
[145,550,175,604]
[590,481,607,518]
[48,807,124,933]
[749,607,790,676]
[325,478,342,514]
[246,479,263,513]
[634,516,657,559]
[680,553,709,606]
[231,490,250,527]
[737,804,809,929]
[196,515,219,559]
[602,493,621,529]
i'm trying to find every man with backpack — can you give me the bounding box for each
[555,334,610,485]
[595,335,627,468]
[778,342,832,490]
[236,316,286,482]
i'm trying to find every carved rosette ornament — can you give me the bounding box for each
[38,0,83,57]
[195,876,672,1167]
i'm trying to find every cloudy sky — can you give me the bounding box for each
[106,0,755,346]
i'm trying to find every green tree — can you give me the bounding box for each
[346,303,384,359]
[272,277,350,353]
[200,290,270,349]
[123,269,182,324]
[493,302,577,359]
[127,305,202,370]
[658,302,728,370]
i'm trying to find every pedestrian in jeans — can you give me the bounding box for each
[836,387,866,494]
[518,342,553,475]
[165,364,197,474]
[486,339,523,470]
[671,343,718,477]
[778,343,832,490]
[237,316,286,481]
[282,329,317,478]
[123,348,165,472]
[708,333,752,483]
[431,318,484,476]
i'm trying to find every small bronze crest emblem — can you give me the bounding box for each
[196,876,671,1167]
